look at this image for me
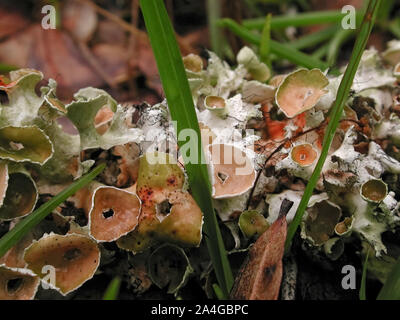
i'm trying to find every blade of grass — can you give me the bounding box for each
[312,43,329,60]
[359,249,370,300]
[103,276,121,300]
[139,0,233,298]
[388,19,400,39]
[377,0,395,20]
[0,63,18,73]
[291,25,339,50]
[207,0,223,56]
[377,254,400,300]
[0,164,105,258]
[260,14,272,69]
[243,10,362,30]
[326,28,355,66]
[217,18,330,70]
[285,0,381,251]
[212,283,224,300]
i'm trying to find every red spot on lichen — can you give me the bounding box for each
[139,188,154,206]
[167,176,176,186]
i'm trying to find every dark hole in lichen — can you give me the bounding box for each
[6,278,23,294]
[63,248,82,261]
[156,200,172,216]
[217,171,228,184]
[102,208,114,219]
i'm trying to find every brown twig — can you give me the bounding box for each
[127,0,140,96]
[70,33,117,88]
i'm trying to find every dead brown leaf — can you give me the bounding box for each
[230,199,293,300]
[0,24,103,100]
[0,7,30,40]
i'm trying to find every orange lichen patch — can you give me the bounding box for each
[0,75,8,87]
[94,106,114,135]
[89,186,141,242]
[291,143,318,167]
[0,265,39,300]
[361,179,388,203]
[112,143,140,187]
[276,69,329,118]
[208,144,256,199]
[261,103,307,142]
[24,233,100,295]
[183,53,203,73]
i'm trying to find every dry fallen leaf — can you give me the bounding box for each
[0,7,30,40]
[230,199,293,300]
[0,24,103,100]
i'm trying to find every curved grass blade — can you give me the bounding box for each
[103,276,121,300]
[291,25,339,50]
[139,0,233,298]
[217,18,329,70]
[0,164,105,258]
[327,29,355,66]
[285,0,381,251]
[360,250,370,300]
[260,14,272,69]
[207,0,223,56]
[212,283,224,300]
[377,255,400,300]
[243,10,362,30]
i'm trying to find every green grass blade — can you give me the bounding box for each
[378,255,400,299]
[377,0,395,20]
[139,0,233,298]
[360,250,370,300]
[242,10,362,30]
[327,28,355,66]
[0,63,18,73]
[285,0,381,251]
[0,164,105,258]
[207,0,223,56]
[291,25,339,50]
[217,18,329,70]
[388,19,400,39]
[260,14,272,68]
[312,43,329,60]
[103,276,121,300]
[212,283,224,300]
